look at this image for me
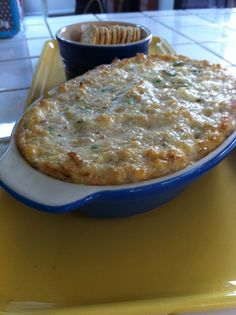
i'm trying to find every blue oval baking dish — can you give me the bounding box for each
[0,122,235,218]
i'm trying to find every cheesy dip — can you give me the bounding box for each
[16,54,236,185]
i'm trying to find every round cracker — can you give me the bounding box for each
[120,26,128,44]
[126,26,134,43]
[80,25,98,44]
[105,25,112,44]
[132,26,137,42]
[104,26,111,44]
[93,24,99,44]
[103,26,108,44]
[136,27,141,42]
[116,25,122,44]
[111,25,117,44]
[98,26,105,45]
[96,26,101,44]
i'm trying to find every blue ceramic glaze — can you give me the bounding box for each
[0,0,21,38]
[56,21,152,79]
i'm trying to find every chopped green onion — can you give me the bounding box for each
[196,98,202,102]
[154,78,162,83]
[101,87,113,93]
[173,61,185,67]
[191,68,199,74]
[162,69,176,77]
[127,99,134,105]
[91,144,99,150]
[176,83,189,88]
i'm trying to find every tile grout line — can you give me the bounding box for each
[142,10,192,17]
[0,87,30,93]
[198,42,236,66]
[43,16,54,39]
[95,13,193,44]
[0,56,40,63]
[95,14,103,21]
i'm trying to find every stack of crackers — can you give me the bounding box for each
[80,24,141,45]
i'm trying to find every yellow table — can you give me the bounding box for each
[0,38,236,315]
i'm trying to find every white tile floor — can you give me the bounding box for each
[172,43,231,66]
[23,16,45,26]
[30,57,40,73]
[187,7,236,14]
[0,10,236,315]
[193,11,236,23]
[0,89,29,155]
[0,59,35,91]
[201,12,236,31]
[202,41,236,65]
[175,24,236,42]
[13,23,51,40]
[46,14,99,37]
[46,13,98,24]
[149,23,192,44]
[96,15,192,44]
[152,14,213,27]
[143,9,191,16]
[0,90,28,123]
[96,11,144,19]
[0,38,50,61]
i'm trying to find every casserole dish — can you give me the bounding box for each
[1,39,235,218]
[0,116,235,217]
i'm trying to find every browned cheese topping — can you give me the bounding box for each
[15,54,236,185]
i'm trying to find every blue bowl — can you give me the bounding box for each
[56,21,152,79]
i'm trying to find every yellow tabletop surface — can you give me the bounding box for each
[0,38,236,315]
[0,152,236,315]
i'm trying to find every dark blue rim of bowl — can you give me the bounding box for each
[0,133,235,214]
[55,21,152,48]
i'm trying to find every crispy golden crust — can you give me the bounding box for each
[15,54,236,185]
